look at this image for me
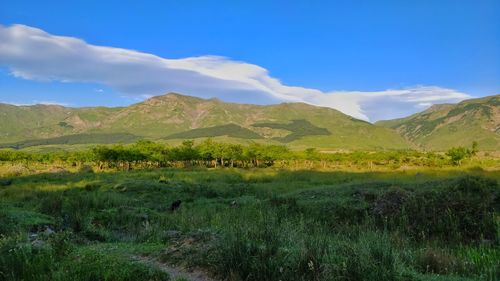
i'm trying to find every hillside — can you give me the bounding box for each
[376,95,500,150]
[0,93,411,150]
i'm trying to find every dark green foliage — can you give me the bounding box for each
[402,116,446,138]
[382,176,498,243]
[487,96,500,106]
[0,133,140,149]
[414,248,464,275]
[252,119,330,142]
[57,121,74,129]
[165,124,263,139]
[349,117,372,124]
[0,179,11,186]
[447,103,493,119]
[372,187,410,218]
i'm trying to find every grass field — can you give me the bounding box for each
[0,164,499,281]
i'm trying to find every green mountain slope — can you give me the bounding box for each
[0,93,412,150]
[376,95,500,150]
[0,103,121,143]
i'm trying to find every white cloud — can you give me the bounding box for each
[34,100,70,106]
[0,24,471,121]
[1,100,69,106]
[0,101,33,106]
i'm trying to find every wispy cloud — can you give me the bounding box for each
[0,100,70,106]
[35,100,70,106]
[0,24,471,121]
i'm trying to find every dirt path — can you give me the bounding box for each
[133,256,218,281]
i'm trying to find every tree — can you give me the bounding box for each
[470,141,479,156]
[172,140,198,163]
[305,148,319,160]
[446,146,469,166]
[197,138,216,166]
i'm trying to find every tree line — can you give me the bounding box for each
[0,139,483,169]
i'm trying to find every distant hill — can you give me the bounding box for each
[376,95,500,150]
[0,93,411,150]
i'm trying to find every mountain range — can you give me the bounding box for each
[376,95,499,150]
[0,93,498,151]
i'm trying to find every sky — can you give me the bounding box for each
[0,1,498,121]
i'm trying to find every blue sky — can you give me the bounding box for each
[0,1,498,121]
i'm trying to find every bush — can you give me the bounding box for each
[211,209,406,281]
[415,248,463,275]
[0,236,56,281]
[398,176,498,243]
[59,248,169,281]
[339,232,403,281]
[372,187,410,218]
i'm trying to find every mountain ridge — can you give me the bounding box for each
[376,94,500,150]
[2,93,498,150]
[0,92,411,150]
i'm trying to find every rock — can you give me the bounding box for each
[29,225,55,240]
[43,226,55,236]
[165,230,181,238]
[31,239,47,250]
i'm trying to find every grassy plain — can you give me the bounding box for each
[0,162,499,280]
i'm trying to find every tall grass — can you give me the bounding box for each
[0,167,498,280]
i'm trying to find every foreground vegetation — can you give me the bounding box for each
[0,140,499,280]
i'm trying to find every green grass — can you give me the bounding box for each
[0,165,498,280]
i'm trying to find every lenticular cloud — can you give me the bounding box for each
[0,24,470,121]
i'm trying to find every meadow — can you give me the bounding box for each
[0,142,499,281]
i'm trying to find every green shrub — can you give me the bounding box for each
[398,176,498,243]
[59,249,169,281]
[415,248,463,275]
[338,232,403,281]
[0,236,56,281]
